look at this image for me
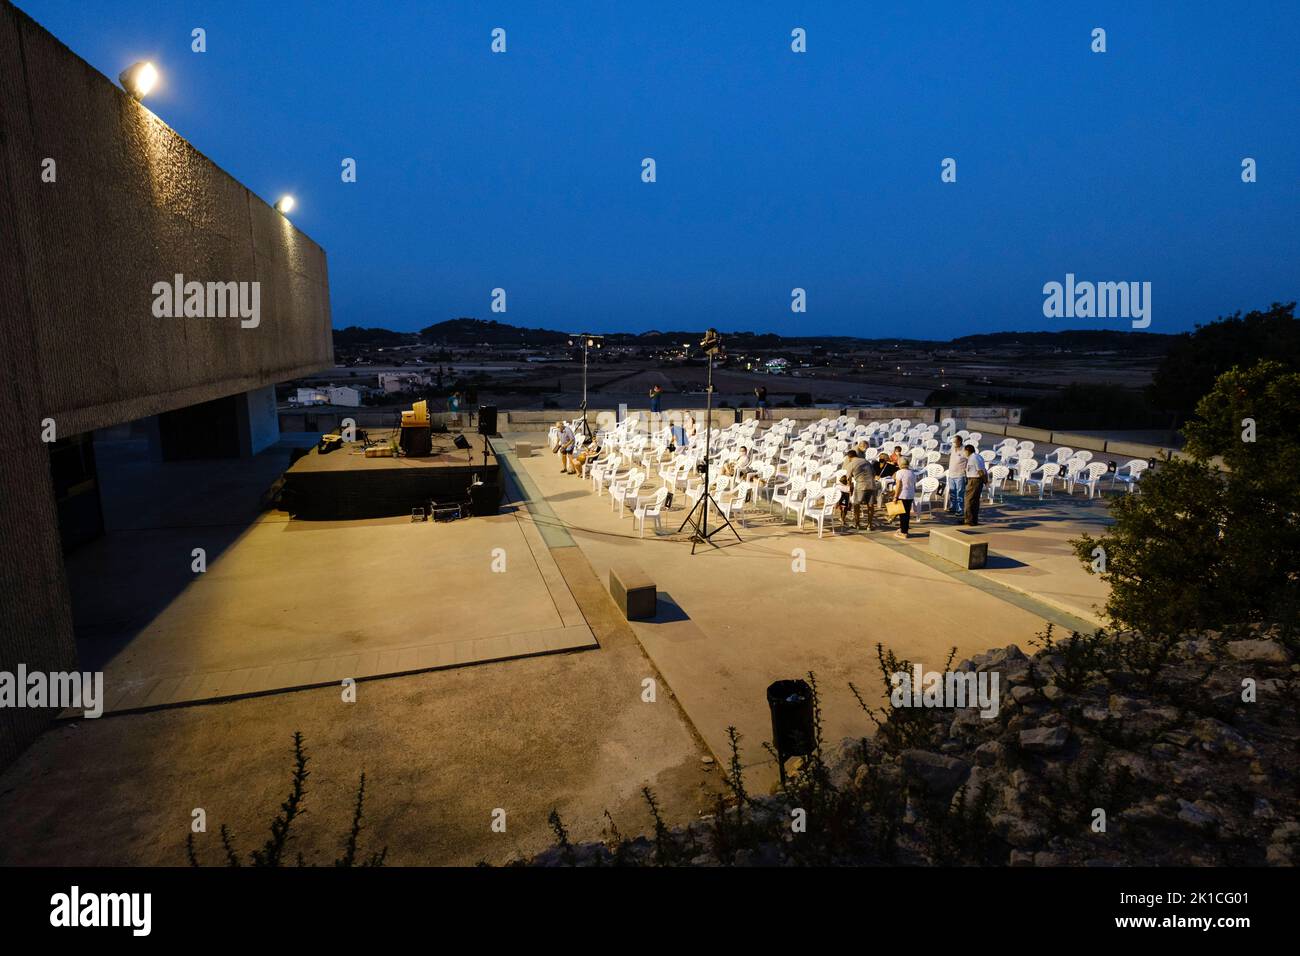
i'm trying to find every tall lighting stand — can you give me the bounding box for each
[677,328,741,554]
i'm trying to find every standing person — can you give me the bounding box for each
[649,384,663,414]
[875,453,898,514]
[754,385,768,421]
[893,456,916,539]
[559,421,577,474]
[947,438,969,516]
[963,444,988,526]
[843,450,876,530]
[835,473,853,527]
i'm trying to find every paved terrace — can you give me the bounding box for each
[501,423,1113,790]
[0,418,1115,862]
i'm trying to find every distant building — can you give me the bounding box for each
[295,386,360,407]
[378,372,431,393]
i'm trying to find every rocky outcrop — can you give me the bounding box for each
[524,626,1298,867]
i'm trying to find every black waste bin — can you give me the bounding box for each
[767,679,815,764]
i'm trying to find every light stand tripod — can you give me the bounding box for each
[677,330,741,554]
[569,334,602,441]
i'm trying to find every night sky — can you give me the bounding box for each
[17,0,1299,338]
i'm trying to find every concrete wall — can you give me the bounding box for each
[960,419,1180,464]
[0,0,332,766]
[239,386,281,456]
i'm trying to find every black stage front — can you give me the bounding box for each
[281,430,501,519]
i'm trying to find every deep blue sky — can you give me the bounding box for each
[19,0,1299,338]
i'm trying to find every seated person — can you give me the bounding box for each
[722,446,753,479]
[573,437,601,471]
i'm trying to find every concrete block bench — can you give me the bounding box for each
[929,527,988,569]
[609,564,656,620]
[514,441,533,457]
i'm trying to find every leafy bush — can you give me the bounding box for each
[1074,359,1300,638]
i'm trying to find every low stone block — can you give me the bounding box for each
[609,564,656,620]
[929,527,989,569]
[514,441,533,457]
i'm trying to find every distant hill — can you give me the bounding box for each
[337,319,1176,352]
[948,329,1173,353]
[419,318,570,345]
[333,326,416,347]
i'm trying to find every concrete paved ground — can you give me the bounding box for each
[0,438,715,865]
[506,436,1114,790]
[68,438,594,711]
[0,429,1114,864]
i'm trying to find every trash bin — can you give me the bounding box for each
[767,679,815,761]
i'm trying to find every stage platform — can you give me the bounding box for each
[281,430,501,519]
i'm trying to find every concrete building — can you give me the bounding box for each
[0,0,332,766]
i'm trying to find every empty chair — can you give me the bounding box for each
[1082,461,1110,498]
[1074,449,1094,463]
[1014,458,1039,494]
[1024,463,1061,499]
[916,475,941,519]
[803,488,839,538]
[1049,446,1073,464]
[612,472,645,516]
[1112,458,1149,493]
[1063,458,1090,494]
[986,464,1010,504]
[773,478,807,522]
[633,488,670,536]
[592,455,624,495]
[717,484,751,528]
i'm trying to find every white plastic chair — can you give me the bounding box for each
[1112,459,1149,493]
[1024,463,1061,499]
[986,465,1010,504]
[717,484,751,528]
[633,488,669,536]
[804,488,838,538]
[1082,461,1110,499]
[612,473,645,516]
[1015,458,1039,494]
[916,476,941,518]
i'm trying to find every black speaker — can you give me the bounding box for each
[478,405,498,435]
[468,482,500,516]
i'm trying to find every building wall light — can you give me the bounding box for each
[119,61,159,100]
[275,195,296,215]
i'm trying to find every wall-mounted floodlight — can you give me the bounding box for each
[275,195,296,215]
[118,61,159,100]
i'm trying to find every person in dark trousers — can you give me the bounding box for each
[893,456,916,539]
[649,384,663,413]
[754,385,768,421]
[963,444,988,526]
[843,450,876,530]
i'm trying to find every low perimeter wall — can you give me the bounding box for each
[963,419,1182,463]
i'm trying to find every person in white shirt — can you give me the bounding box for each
[893,456,916,539]
[558,424,577,474]
[963,444,988,526]
[947,439,969,515]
